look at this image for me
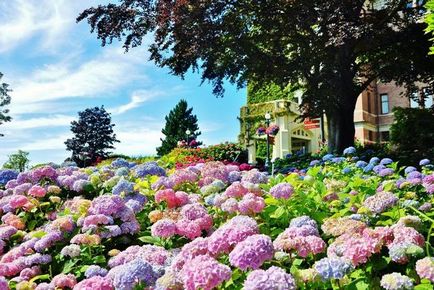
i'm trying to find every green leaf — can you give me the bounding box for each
[93,255,106,264]
[29,274,50,283]
[62,260,77,273]
[138,236,161,245]
[415,284,434,290]
[270,207,285,219]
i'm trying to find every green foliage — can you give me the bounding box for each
[0,72,11,137]
[160,142,247,168]
[2,150,30,172]
[247,82,295,104]
[390,107,434,163]
[156,99,201,156]
[65,106,119,167]
[426,0,434,54]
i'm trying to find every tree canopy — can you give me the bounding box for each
[78,0,434,152]
[157,99,201,156]
[65,106,119,167]
[0,73,11,137]
[2,150,30,172]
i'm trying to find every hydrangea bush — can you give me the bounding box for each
[0,152,432,289]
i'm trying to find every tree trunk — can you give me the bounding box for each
[326,95,358,153]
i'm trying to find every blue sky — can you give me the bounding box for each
[0,0,246,166]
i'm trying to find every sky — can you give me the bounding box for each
[0,0,246,166]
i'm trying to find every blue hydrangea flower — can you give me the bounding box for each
[332,157,345,164]
[419,159,431,166]
[406,171,422,180]
[322,154,334,162]
[404,166,417,175]
[112,158,130,168]
[363,164,375,173]
[112,179,134,195]
[310,160,320,166]
[314,257,353,281]
[109,259,162,289]
[380,158,393,165]
[134,162,166,178]
[369,157,380,164]
[343,146,356,155]
[342,167,352,174]
[356,161,368,168]
[0,169,19,186]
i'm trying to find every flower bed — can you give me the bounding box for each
[0,150,432,289]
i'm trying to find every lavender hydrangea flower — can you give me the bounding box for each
[380,273,413,290]
[85,265,108,278]
[243,266,296,290]
[269,183,294,199]
[229,234,274,270]
[314,257,353,280]
[380,158,393,165]
[310,160,320,166]
[420,159,431,166]
[356,161,368,168]
[363,192,398,214]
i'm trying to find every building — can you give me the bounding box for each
[354,81,433,144]
[240,81,433,164]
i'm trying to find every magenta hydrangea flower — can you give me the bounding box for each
[181,255,231,290]
[269,183,294,199]
[0,276,8,290]
[151,219,177,238]
[9,195,28,209]
[416,257,434,282]
[243,266,296,290]
[73,275,113,290]
[229,234,274,270]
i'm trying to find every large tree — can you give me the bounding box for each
[3,150,30,172]
[157,99,201,156]
[78,1,434,152]
[0,73,11,137]
[65,106,119,167]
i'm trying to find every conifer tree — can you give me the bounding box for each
[0,73,11,137]
[65,106,119,167]
[157,100,201,156]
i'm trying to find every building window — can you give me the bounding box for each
[368,130,373,141]
[423,87,433,108]
[381,94,389,114]
[410,91,419,108]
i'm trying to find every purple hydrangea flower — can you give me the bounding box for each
[112,179,134,196]
[0,170,19,186]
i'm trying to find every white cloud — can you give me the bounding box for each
[115,128,163,156]
[19,133,71,151]
[109,90,165,116]
[1,115,73,130]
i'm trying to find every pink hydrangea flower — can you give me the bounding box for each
[52,273,77,289]
[9,195,28,209]
[182,255,231,290]
[73,276,114,290]
[416,257,434,282]
[224,182,248,198]
[151,219,177,238]
[28,185,47,198]
[238,193,265,215]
